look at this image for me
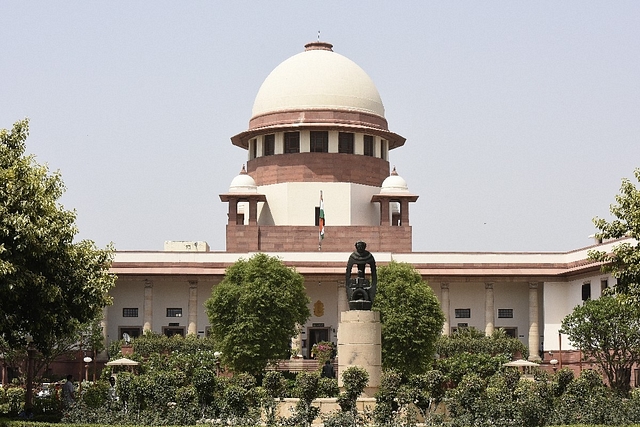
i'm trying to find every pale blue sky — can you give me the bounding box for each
[2,2,639,252]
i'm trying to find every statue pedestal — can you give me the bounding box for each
[337,310,382,397]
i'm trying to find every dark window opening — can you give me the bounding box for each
[284,132,300,153]
[167,308,183,318]
[338,132,354,154]
[451,324,469,334]
[502,327,517,338]
[455,308,471,318]
[163,327,185,337]
[264,134,275,156]
[123,308,139,318]
[251,139,257,159]
[364,135,374,157]
[498,308,513,318]
[582,283,591,301]
[310,131,328,153]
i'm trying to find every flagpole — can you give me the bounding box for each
[318,191,324,251]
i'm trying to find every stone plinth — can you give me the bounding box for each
[337,310,382,397]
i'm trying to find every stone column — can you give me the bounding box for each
[248,199,258,225]
[379,198,390,226]
[441,283,450,335]
[188,280,198,336]
[528,283,541,361]
[485,283,495,336]
[338,281,349,314]
[143,280,153,333]
[400,199,410,225]
[228,197,238,225]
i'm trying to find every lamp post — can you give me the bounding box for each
[25,334,36,414]
[550,359,559,373]
[83,356,93,382]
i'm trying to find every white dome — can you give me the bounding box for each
[251,43,385,119]
[380,167,409,194]
[229,166,257,193]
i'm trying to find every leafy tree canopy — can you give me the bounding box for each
[561,294,640,396]
[204,253,310,374]
[0,119,115,356]
[374,261,445,375]
[589,168,640,295]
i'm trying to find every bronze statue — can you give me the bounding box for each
[345,241,377,310]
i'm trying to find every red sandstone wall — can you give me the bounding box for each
[247,152,389,187]
[226,224,412,253]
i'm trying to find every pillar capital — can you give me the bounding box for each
[441,282,449,290]
[485,282,494,290]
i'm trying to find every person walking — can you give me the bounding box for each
[62,374,75,405]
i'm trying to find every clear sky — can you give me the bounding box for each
[2,2,639,253]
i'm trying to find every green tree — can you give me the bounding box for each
[204,253,310,374]
[373,261,445,375]
[560,294,640,396]
[0,119,115,356]
[589,168,640,295]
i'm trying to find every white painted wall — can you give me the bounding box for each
[447,282,485,332]
[108,278,145,341]
[304,280,340,347]
[493,282,529,340]
[257,182,381,226]
[543,272,615,351]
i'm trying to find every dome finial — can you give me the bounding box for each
[391,166,398,176]
[240,164,247,174]
[305,41,333,52]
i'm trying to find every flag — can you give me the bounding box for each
[319,191,325,242]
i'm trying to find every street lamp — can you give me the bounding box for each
[83,356,93,382]
[24,334,36,414]
[550,359,559,373]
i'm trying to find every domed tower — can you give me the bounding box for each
[221,42,418,252]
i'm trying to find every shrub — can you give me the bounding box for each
[290,371,320,427]
[317,377,339,398]
[409,370,446,419]
[337,366,369,414]
[263,371,286,398]
[373,370,403,426]
[5,388,24,416]
[550,368,621,425]
[81,380,109,409]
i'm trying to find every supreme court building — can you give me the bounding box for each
[105,41,624,368]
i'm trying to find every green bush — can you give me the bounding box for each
[317,377,339,398]
[290,372,320,427]
[550,369,622,425]
[409,369,445,419]
[337,366,369,413]
[263,371,286,398]
[373,370,403,426]
[5,388,24,417]
[81,380,109,409]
